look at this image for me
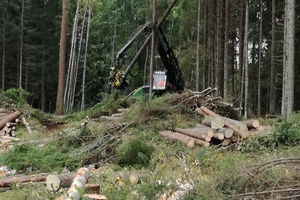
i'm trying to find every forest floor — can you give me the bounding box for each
[0,89,300,200]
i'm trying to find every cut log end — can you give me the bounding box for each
[128,173,139,184]
[46,174,61,192]
[186,139,195,148]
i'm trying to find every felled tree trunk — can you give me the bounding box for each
[174,127,211,142]
[46,172,77,192]
[213,133,225,140]
[57,167,90,200]
[189,125,216,137]
[218,127,234,138]
[160,131,210,147]
[0,111,22,130]
[195,107,207,116]
[245,119,260,129]
[223,117,248,131]
[0,172,48,187]
[201,117,225,129]
[200,106,248,138]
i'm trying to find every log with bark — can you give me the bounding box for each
[159,131,210,147]
[244,119,260,129]
[201,117,225,129]
[217,127,234,138]
[0,111,22,130]
[46,172,77,192]
[0,172,48,187]
[200,106,248,139]
[212,133,225,140]
[189,125,216,137]
[56,167,90,200]
[221,138,232,146]
[222,117,248,131]
[195,107,207,116]
[174,127,211,142]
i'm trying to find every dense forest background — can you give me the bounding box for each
[0,0,299,117]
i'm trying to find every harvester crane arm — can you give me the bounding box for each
[109,0,178,90]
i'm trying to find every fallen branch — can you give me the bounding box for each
[21,117,32,133]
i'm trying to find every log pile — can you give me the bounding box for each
[0,111,22,137]
[0,110,34,151]
[160,106,273,148]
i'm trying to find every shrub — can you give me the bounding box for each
[274,113,300,146]
[115,139,154,167]
[1,88,29,104]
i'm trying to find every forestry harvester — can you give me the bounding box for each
[109,0,184,98]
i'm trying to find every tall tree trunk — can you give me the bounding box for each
[243,0,249,118]
[41,53,45,111]
[269,0,276,115]
[110,17,117,94]
[211,0,217,88]
[257,0,263,116]
[196,0,201,91]
[203,1,208,89]
[19,0,25,89]
[281,0,295,119]
[218,0,225,97]
[55,0,68,115]
[238,0,245,108]
[223,0,229,100]
[64,0,80,113]
[2,0,7,91]
[214,0,219,91]
[74,5,87,112]
[81,0,92,112]
[231,30,236,97]
[149,0,156,98]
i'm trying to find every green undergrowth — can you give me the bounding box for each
[1,93,300,199]
[0,142,78,173]
[0,88,29,110]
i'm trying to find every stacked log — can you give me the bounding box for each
[0,111,22,136]
[160,106,273,148]
[0,110,34,150]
